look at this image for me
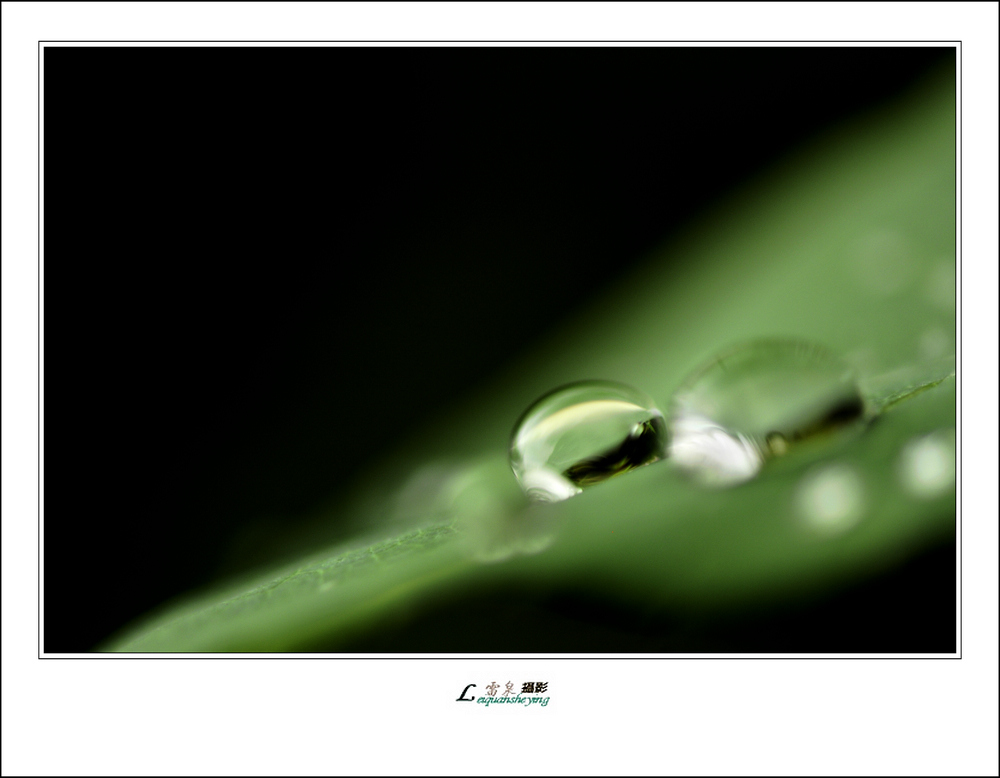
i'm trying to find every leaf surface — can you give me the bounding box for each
[106,69,956,653]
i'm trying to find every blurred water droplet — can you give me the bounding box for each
[669,340,868,487]
[795,463,866,533]
[509,381,667,503]
[400,457,558,563]
[391,460,468,525]
[898,429,956,499]
[669,411,764,487]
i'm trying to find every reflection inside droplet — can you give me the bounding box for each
[509,381,668,502]
[669,340,868,487]
[795,462,866,533]
[898,429,956,499]
[669,411,764,488]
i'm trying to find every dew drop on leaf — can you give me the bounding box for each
[509,381,668,503]
[668,340,868,487]
[897,429,956,499]
[795,462,866,534]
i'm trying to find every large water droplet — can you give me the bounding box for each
[669,340,867,487]
[509,381,668,503]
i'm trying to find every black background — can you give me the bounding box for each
[43,46,955,652]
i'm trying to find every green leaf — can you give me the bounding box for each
[104,67,956,653]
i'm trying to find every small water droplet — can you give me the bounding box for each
[669,340,868,487]
[795,462,866,534]
[898,429,955,499]
[509,381,667,503]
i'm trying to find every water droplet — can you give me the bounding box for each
[795,462,866,534]
[669,340,868,487]
[898,429,955,499]
[509,381,667,503]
